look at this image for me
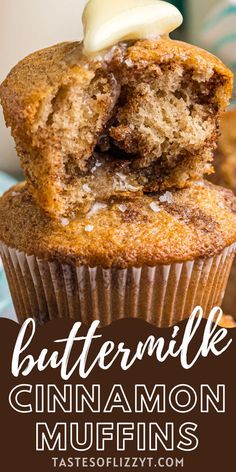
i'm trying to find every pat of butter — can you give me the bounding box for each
[83,0,183,56]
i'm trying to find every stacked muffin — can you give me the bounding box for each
[0,37,236,326]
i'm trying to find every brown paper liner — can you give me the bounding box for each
[0,242,235,327]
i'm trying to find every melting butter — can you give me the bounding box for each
[83,0,183,56]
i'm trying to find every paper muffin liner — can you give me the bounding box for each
[0,242,235,327]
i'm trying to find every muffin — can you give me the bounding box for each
[0,38,232,218]
[1,1,235,329]
[210,109,236,319]
[0,180,236,326]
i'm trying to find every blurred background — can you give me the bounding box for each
[0,0,236,319]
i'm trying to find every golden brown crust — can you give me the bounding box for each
[0,41,120,217]
[124,38,233,94]
[0,181,236,268]
[0,42,83,129]
[1,38,232,122]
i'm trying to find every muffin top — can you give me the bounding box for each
[0,181,236,268]
[1,38,231,130]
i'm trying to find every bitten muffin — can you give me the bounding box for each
[0,180,236,326]
[0,38,233,218]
